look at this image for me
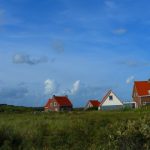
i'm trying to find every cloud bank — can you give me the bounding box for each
[13,54,48,65]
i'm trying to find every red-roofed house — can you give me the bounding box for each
[98,90,123,110]
[132,80,150,107]
[44,95,73,111]
[85,100,100,110]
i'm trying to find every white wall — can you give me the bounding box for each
[102,92,123,106]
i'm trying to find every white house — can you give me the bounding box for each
[98,90,123,110]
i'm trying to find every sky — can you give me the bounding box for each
[0,0,150,107]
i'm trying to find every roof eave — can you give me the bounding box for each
[138,95,150,97]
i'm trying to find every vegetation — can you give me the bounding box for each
[0,104,43,113]
[85,106,98,111]
[0,107,150,150]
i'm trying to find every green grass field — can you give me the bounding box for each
[0,108,150,150]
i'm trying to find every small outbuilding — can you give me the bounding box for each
[123,101,136,109]
[85,100,100,110]
[44,95,73,112]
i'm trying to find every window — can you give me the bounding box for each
[54,102,57,106]
[109,96,113,100]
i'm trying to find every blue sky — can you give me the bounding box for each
[0,0,150,107]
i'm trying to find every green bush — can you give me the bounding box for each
[86,107,98,111]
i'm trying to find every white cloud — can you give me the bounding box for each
[70,80,80,95]
[44,79,58,95]
[113,28,127,35]
[13,54,48,65]
[44,79,80,96]
[126,76,135,84]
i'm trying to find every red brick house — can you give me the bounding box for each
[44,95,73,111]
[85,100,100,110]
[132,80,150,108]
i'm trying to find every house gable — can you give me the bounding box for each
[88,102,93,107]
[100,91,123,107]
[85,101,93,109]
[49,100,59,107]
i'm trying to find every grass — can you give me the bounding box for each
[0,108,150,150]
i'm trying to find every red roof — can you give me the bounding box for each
[45,95,72,107]
[134,81,150,96]
[54,96,72,106]
[89,100,100,107]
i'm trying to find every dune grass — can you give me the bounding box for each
[0,109,149,150]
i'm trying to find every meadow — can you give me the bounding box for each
[0,107,150,150]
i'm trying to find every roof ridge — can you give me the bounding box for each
[54,95,68,97]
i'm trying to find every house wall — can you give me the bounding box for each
[45,99,60,111]
[141,96,150,105]
[102,92,123,106]
[101,105,123,110]
[133,96,141,108]
[132,86,141,108]
[85,102,92,110]
[88,102,92,108]
[59,106,73,111]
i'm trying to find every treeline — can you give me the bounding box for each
[0,104,44,113]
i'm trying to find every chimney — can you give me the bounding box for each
[148,79,150,83]
[65,95,68,97]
